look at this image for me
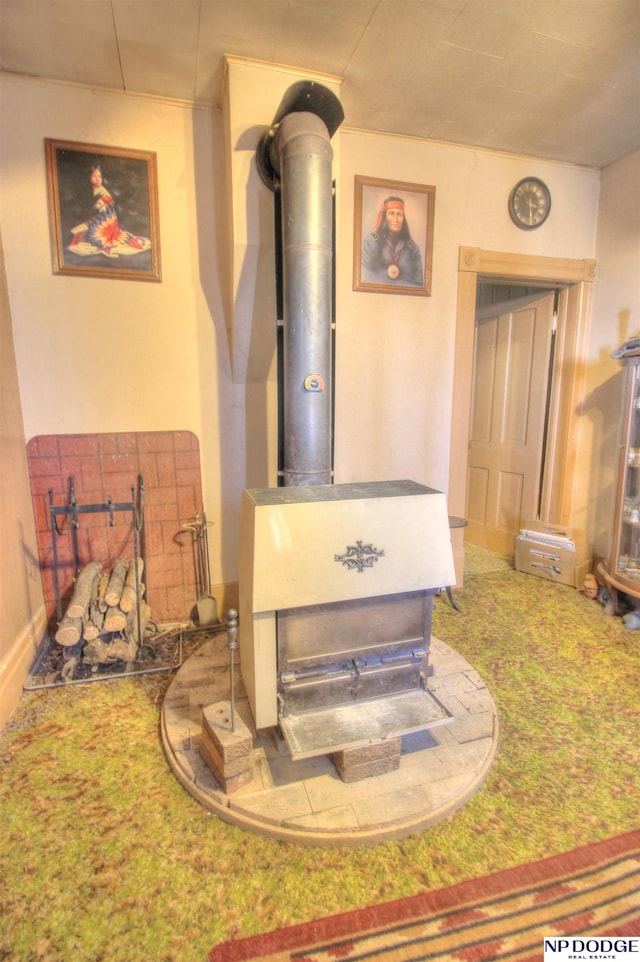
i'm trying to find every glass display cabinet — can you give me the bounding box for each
[598,345,640,606]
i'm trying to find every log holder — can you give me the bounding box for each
[26,474,181,689]
[48,474,146,637]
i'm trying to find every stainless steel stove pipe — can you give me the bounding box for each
[257,83,343,487]
[276,112,332,485]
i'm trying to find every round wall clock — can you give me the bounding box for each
[508,177,551,230]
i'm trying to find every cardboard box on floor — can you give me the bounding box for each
[514,521,592,589]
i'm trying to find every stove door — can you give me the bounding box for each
[279,688,452,760]
[276,590,453,759]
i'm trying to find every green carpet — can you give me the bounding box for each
[1,547,638,962]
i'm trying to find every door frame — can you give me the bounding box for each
[448,247,596,582]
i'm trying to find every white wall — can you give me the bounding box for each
[0,229,46,729]
[334,128,600,493]
[0,66,608,602]
[587,149,640,556]
[0,75,246,586]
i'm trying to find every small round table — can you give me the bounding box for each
[445,516,468,611]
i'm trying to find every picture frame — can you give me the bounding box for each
[45,139,161,282]
[353,175,435,296]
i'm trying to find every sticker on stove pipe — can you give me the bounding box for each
[304,374,325,392]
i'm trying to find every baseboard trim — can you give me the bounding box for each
[0,605,47,731]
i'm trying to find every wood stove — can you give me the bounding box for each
[240,86,456,762]
[238,479,456,759]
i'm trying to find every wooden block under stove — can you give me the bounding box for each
[200,729,252,779]
[200,701,253,794]
[333,736,401,783]
[202,702,252,761]
[200,738,253,793]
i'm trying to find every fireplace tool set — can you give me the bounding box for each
[181,511,219,628]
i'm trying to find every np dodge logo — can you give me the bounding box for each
[335,541,384,573]
[544,938,639,961]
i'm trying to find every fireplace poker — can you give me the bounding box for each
[226,609,238,732]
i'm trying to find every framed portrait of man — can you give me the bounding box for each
[353,176,435,296]
[45,139,161,282]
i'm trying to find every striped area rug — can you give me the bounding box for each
[208,831,639,962]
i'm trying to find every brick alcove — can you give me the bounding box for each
[27,431,205,626]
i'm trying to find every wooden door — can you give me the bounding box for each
[466,292,555,554]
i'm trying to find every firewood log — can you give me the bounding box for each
[66,562,102,619]
[82,605,105,641]
[106,601,152,665]
[120,558,144,613]
[60,655,80,682]
[55,615,83,647]
[103,606,127,632]
[107,634,139,663]
[81,566,105,639]
[82,620,99,642]
[125,601,151,643]
[122,582,145,613]
[82,637,112,665]
[97,572,110,612]
[105,558,130,607]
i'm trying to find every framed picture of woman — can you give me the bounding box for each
[45,139,161,282]
[353,175,435,296]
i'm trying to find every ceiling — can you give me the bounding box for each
[1,0,639,169]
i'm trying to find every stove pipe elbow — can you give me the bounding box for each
[256,81,344,191]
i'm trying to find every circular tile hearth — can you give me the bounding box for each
[160,634,498,846]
